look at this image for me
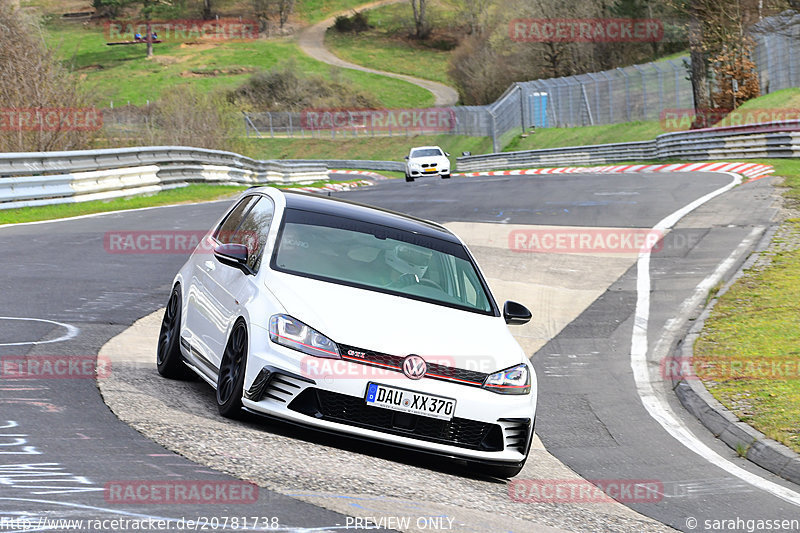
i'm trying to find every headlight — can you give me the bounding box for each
[269,314,340,359]
[483,363,530,394]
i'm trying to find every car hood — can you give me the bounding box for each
[409,156,448,165]
[264,272,525,372]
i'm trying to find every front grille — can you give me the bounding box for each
[288,388,504,451]
[338,344,488,388]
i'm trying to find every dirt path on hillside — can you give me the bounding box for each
[297,0,459,106]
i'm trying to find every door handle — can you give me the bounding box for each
[203,260,216,271]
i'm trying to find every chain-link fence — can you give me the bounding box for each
[242,58,692,152]
[484,59,694,151]
[241,109,491,139]
[752,12,800,94]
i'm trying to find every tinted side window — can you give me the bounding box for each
[214,196,259,244]
[234,197,275,272]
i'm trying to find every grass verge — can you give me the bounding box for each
[0,178,366,225]
[242,134,492,164]
[0,184,247,225]
[503,121,671,152]
[693,158,800,454]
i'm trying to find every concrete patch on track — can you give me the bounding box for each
[97,223,674,533]
[446,222,645,355]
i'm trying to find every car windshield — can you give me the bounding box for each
[411,148,443,158]
[271,209,494,314]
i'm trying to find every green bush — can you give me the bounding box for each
[333,11,370,33]
[229,63,379,111]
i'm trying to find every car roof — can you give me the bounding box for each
[274,189,461,244]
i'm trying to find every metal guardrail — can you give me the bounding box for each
[456,120,800,172]
[0,146,333,210]
[0,146,402,209]
[0,146,324,177]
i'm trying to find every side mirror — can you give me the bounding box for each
[445,152,451,157]
[214,243,248,268]
[404,156,409,160]
[503,301,531,325]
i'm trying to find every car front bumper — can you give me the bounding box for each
[243,331,536,465]
[406,166,450,177]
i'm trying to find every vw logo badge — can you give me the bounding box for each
[403,355,427,380]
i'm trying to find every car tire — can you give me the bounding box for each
[216,319,248,418]
[442,173,451,179]
[405,174,414,182]
[468,460,526,478]
[156,285,192,380]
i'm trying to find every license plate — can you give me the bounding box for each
[423,168,437,173]
[365,383,456,421]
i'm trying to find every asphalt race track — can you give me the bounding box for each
[2,171,799,532]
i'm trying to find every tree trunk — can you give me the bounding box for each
[410,0,427,39]
[203,0,212,20]
[146,20,153,58]
[688,16,710,126]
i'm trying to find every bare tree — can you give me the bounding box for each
[0,3,96,151]
[458,0,491,35]
[277,0,295,29]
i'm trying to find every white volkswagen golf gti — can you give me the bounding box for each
[157,187,537,477]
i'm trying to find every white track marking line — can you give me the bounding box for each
[0,317,79,346]
[631,171,800,507]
